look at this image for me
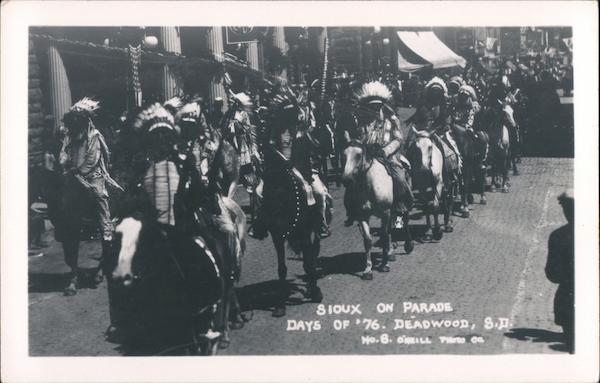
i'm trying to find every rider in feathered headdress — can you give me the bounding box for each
[352,81,412,229]
[408,77,463,171]
[58,97,121,295]
[221,92,260,195]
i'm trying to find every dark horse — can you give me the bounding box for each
[46,169,108,294]
[451,124,490,216]
[109,161,245,355]
[258,145,325,317]
[110,216,225,355]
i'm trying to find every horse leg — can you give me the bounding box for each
[403,211,414,254]
[443,184,455,233]
[502,155,510,193]
[378,213,391,272]
[321,158,329,186]
[272,235,287,317]
[63,239,80,296]
[303,232,323,302]
[358,221,373,280]
[218,283,233,349]
[423,207,433,242]
[433,211,443,240]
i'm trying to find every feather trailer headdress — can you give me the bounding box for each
[231,92,253,112]
[425,76,448,96]
[163,96,183,115]
[354,81,392,106]
[449,76,464,88]
[67,97,100,117]
[458,85,478,101]
[175,101,201,123]
[133,102,179,134]
[270,86,299,111]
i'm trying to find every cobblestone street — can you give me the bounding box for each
[28,157,573,356]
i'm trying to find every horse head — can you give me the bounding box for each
[342,140,366,186]
[112,216,169,287]
[407,126,434,171]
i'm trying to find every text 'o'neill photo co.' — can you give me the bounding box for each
[27,25,574,356]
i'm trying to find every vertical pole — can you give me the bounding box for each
[47,44,72,133]
[206,27,228,112]
[159,27,182,100]
[272,27,288,84]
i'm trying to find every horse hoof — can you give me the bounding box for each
[388,254,396,262]
[433,229,443,240]
[502,187,509,193]
[404,241,414,254]
[423,234,433,242]
[308,287,323,303]
[462,210,470,218]
[444,226,454,233]
[93,272,104,285]
[63,282,77,296]
[272,307,286,318]
[218,339,230,349]
[361,272,373,281]
[230,321,244,330]
[378,265,390,273]
[490,186,496,193]
[480,197,487,205]
[467,194,474,204]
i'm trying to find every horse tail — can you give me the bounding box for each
[221,196,247,256]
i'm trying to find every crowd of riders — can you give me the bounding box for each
[27,49,571,352]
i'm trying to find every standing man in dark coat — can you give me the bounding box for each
[545,189,574,353]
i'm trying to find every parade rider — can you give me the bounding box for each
[450,84,481,135]
[409,77,463,171]
[351,81,413,229]
[58,98,121,295]
[222,92,261,196]
[124,100,242,280]
[292,91,332,239]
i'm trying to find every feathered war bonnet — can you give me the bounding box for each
[423,76,448,107]
[354,81,393,120]
[175,100,203,139]
[132,101,180,135]
[458,84,478,101]
[62,97,100,133]
[231,92,254,113]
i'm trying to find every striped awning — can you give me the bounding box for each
[396,31,466,71]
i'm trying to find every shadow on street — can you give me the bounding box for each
[504,327,572,353]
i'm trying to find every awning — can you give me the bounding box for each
[396,31,466,70]
[397,49,428,72]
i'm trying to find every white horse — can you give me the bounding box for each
[342,141,413,280]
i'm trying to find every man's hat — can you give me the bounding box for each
[558,188,574,204]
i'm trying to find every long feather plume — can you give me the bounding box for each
[354,81,392,105]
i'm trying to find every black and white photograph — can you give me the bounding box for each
[1,1,598,382]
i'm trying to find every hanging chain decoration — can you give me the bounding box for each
[320,32,330,106]
[128,44,142,107]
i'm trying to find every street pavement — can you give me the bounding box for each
[28,157,573,356]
